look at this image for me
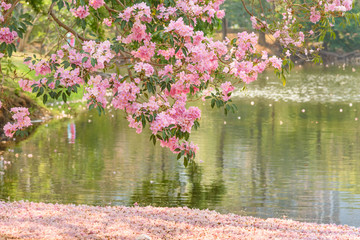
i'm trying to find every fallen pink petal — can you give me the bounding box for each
[0,201,359,239]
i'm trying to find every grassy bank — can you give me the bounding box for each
[0,54,85,146]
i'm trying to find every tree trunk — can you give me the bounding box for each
[18,15,39,52]
[222,18,227,40]
[258,31,267,46]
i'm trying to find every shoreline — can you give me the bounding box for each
[0,201,359,239]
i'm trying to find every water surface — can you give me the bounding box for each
[1,66,360,227]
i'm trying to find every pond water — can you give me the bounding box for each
[1,66,360,227]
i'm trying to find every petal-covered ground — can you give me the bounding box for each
[0,201,359,239]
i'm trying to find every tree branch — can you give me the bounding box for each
[104,3,120,13]
[3,0,21,24]
[114,0,125,8]
[48,3,91,42]
[240,0,254,17]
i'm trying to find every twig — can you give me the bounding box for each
[48,3,91,42]
[104,3,120,13]
[114,0,125,8]
[240,0,254,17]
[3,0,20,24]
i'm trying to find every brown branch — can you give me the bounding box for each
[104,3,120,13]
[240,0,254,17]
[48,3,91,42]
[127,68,134,81]
[3,0,20,24]
[114,0,125,8]
[259,0,264,13]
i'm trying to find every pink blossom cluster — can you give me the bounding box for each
[3,107,32,137]
[269,56,283,70]
[150,97,201,134]
[0,27,17,44]
[0,1,12,11]
[89,0,104,9]
[310,7,321,23]
[158,48,175,60]
[266,8,307,48]
[156,5,177,20]
[179,140,199,154]
[0,0,11,21]
[250,16,267,30]
[224,32,280,84]
[71,6,90,19]
[18,79,36,92]
[118,3,152,22]
[159,136,198,155]
[134,62,154,76]
[26,40,114,89]
[220,81,235,101]
[165,18,194,37]
[103,18,112,27]
[0,1,11,11]
[81,40,114,70]
[0,100,2,109]
[175,0,225,23]
[131,42,155,62]
[0,201,359,239]
[235,31,258,60]
[259,1,353,49]
[120,21,150,43]
[84,75,110,108]
[111,78,140,113]
[325,0,353,12]
[127,115,143,134]
[25,59,51,76]
[54,67,84,87]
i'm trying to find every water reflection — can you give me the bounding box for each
[67,123,76,144]
[1,67,360,227]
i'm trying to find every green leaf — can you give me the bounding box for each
[43,94,48,104]
[175,46,180,54]
[81,19,86,30]
[184,157,188,167]
[97,106,102,116]
[32,86,39,93]
[62,92,67,102]
[57,0,64,10]
[211,98,215,108]
[7,44,12,57]
[181,47,187,57]
[63,61,70,69]
[0,42,6,52]
[91,58,97,67]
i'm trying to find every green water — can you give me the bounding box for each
[1,66,360,227]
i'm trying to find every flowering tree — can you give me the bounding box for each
[0,0,355,165]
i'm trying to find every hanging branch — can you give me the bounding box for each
[3,0,21,24]
[48,3,91,42]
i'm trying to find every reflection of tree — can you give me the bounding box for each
[188,132,226,209]
[130,161,226,210]
[250,102,268,207]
